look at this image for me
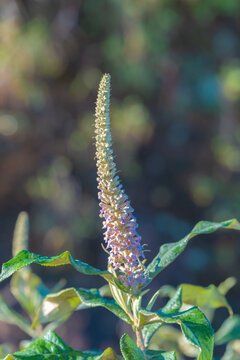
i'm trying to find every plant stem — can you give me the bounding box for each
[136,329,145,351]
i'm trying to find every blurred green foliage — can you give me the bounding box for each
[0,0,240,356]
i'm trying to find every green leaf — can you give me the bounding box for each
[10,268,49,316]
[162,287,182,314]
[0,250,113,285]
[146,286,176,311]
[32,288,80,327]
[94,347,119,360]
[180,283,233,315]
[3,355,15,360]
[215,315,240,345]
[33,287,132,328]
[145,218,240,282]
[120,333,145,360]
[142,323,162,348]
[145,349,177,360]
[5,330,118,359]
[0,344,13,359]
[0,295,34,337]
[147,325,198,358]
[140,306,214,360]
[142,287,183,348]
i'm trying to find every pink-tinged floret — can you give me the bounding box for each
[95,74,148,289]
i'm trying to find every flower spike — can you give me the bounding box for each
[95,74,148,289]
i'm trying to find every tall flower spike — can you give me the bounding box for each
[95,74,148,289]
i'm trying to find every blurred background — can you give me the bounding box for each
[0,0,240,357]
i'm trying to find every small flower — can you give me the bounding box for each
[95,74,147,289]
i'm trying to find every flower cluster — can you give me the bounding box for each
[95,74,148,289]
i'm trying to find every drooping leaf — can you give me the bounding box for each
[215,315,240,345]
[0,250,113,285]
[33,287,132,328]
[11,268,49,316]
[140,306,214,360]
[5,330,118,359]
[180,283,232,315]
[145,349,177,359]
[120,333,145,360]
[0,295,34,337]
[32,288,80,327]
[145,219,240,282]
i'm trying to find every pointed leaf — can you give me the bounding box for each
[33,287,131,327]
[145,218,240,282]
[120,333,145,360]
[0,250,113,284]
[215,315,240,345]
[140,306,214,360]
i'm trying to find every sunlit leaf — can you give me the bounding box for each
[3,355,15,360]
[140,306,214,360]
[181,283,232,315]
[0,344,13,359]
[33,287,132,328]
[4,330,118,359]
[94,347,119,360]
[0,250,113,285]
[145,218,240,282]
[215,315,240,345]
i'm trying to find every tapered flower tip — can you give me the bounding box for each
[98,73,111,90]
